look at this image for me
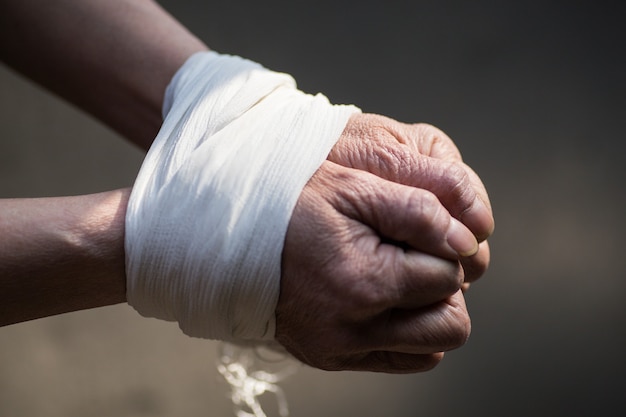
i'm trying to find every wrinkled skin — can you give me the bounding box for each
[276,114,494,373]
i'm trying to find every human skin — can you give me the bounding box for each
[278,116,493,373]
[0,0,493,373]
[0,190,130,325]
[329,114,492,283]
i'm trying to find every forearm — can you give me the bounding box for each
[0,189,130,326]
[0,0,208,149]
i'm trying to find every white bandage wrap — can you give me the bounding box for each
[125,51,360,342]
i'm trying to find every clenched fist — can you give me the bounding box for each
[276,114,494,373]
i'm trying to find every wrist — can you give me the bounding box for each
[74,189,130,305]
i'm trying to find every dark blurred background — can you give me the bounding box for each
[1,1,625,416]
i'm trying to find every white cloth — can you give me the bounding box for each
[125,51,360,341]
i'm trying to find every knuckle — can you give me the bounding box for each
[443,162,476,215]
[418,123,449,141]
[369,142,416,181]
[414,123,462,158]
[420,299,472,351]
[445,309,472,349]
[354,119,416,177]
[447,163,472,196]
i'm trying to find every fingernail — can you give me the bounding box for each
[447,218,479,257]
[461,196,495,241]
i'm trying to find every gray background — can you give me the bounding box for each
[1,0,625,416]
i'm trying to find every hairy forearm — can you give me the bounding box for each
[0,189,130,326]
[0,0,208,149]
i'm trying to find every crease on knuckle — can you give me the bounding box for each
[445,163,475,216]
[443,305,472,349]
[373,144,414,181]
[417,303,471,351]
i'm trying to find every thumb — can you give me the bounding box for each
[325,162,478,260]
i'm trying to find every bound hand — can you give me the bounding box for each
[276,114,493,373]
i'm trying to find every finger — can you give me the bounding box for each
[461,240,491,283]
[369,245,465,309]
[313,292,469,372]
[412,158,494,241]
[332,351,445,374]
[329,115,495,240]
[331,165,479,260]
[366,291,471,355]
[402,123,495,240]
[330,134,493,240]
[277,162,473,374]
[459,162,495,241]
